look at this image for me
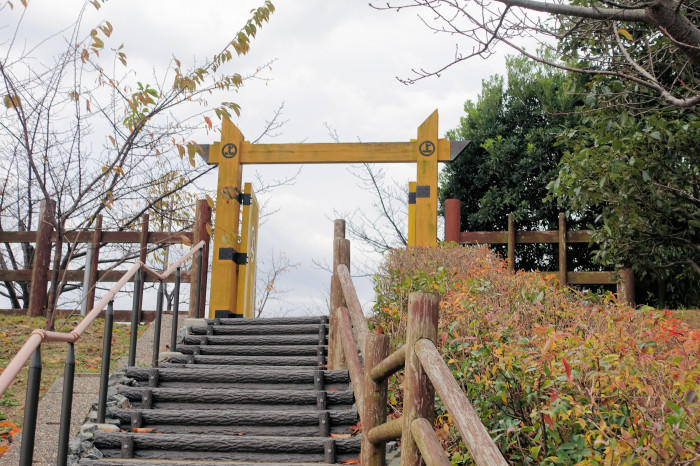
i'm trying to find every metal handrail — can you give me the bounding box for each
[0,240,205,466]
[0,240,205,397]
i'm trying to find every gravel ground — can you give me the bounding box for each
[3,313,175,465]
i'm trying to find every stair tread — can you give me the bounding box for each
[206,316,328,326]
[190,324,327,335]
[176,345,328,356]
[117,386,354,404]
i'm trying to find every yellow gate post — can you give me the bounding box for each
[236,182,259,318]
[207,116,244,318]
[415,111,439,246]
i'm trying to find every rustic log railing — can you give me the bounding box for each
[328,220,507,465]
[444,198,635,305]
[0,198,212,319]
[0,240,206,466]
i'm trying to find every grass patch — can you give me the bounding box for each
[0,313,144,452]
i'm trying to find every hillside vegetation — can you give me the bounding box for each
[372,245,698,464]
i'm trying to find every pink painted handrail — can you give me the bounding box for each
[0,240,205,396]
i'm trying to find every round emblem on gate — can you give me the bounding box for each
[222,143,238,159]
[419,140,435,156]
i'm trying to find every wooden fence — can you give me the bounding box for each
[328,220,507,465]
[0,198,211,320]
[444,199,635,305]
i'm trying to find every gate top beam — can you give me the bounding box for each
[198,139,468,165]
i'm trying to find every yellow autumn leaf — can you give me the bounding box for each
[205,194,215,209]
[617,28,633,41]
[3,95,20,108]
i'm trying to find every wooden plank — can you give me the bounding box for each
[517,231,558,243]
[0,230,193,244]
[567,230,593,243]
[239,140,452,164]
[411,417,451,466]
[0,269,192,283]
[415,339,507,466]
[567,271,617,285]
[460,231,508,244]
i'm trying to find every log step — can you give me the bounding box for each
[183,334,325,346]
[125,367,348,384]
[117,387,354,406]
[93,432,360,462]
[160,354,322,366]
[189,324,328,336]
[206,316,328,326]
[175,344,328,356]
[108,408,358,427]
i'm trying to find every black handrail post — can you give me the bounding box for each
[57,342,75,466]
[170,267,181,352]
[152,280,164,367]
[19,347,42,466]
[97,300,114,424]
[194,249,204,318]
[128,269,142,367]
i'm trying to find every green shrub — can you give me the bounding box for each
[372,245,698,464]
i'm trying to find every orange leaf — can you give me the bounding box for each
[339,460,359,464]
[562,357,572,382]
[204,116,213,129]
[132,427,154,433]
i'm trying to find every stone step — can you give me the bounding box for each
[92,432,360,463]
[160,354,323,367]
[117,387,354,407]
[183,334,325,346]
[206,316,328,326]
[189,324,328,336]
[175,345,328,356]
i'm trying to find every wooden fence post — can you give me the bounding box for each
[138,214,149,322]
[558,213,567,286]
[444,199,461,243]
[86,215,102,312]
[507,214,515,273]
[28,199,56,317]
[362,333,390,466]
[190,199,211,317]
[328,220,348,370]
[401,292,440,466]
[617,268,635,306]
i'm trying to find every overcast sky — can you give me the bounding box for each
[4,1,511,316]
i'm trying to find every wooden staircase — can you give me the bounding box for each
[79,316,360,465]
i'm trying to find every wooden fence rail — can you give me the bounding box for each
[0,198,211,318]
[328,219,508,465]
[444,198,635,305]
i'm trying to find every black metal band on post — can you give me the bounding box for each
[19,347,42,466]
[152,281,164,367]
[57,343,75,466]
[170,267,181,352]
[194,250,204,318]
[128,269,142,367]
[97,301,114,424]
